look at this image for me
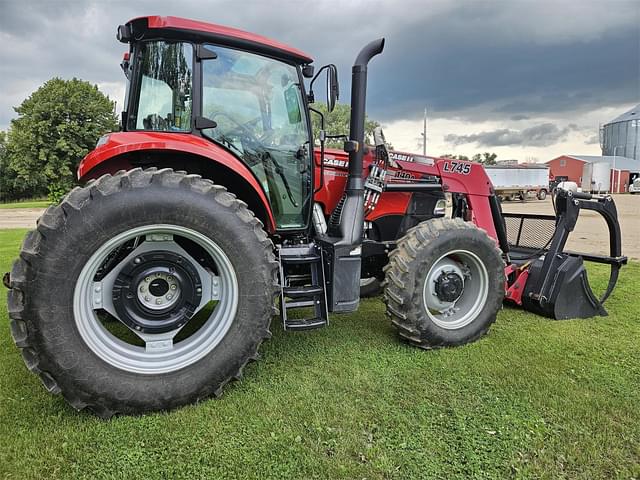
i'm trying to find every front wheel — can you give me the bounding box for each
[383,218,505,349]
[360,277,383,297]
[537,189,547,200]
[7,168,278,417]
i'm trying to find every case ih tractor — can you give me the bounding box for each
[4,16,626,417]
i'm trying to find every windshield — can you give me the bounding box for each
[129,41,193,131]
[200,45,311,229]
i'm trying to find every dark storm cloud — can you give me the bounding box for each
[0,0,638,130]
[444,123,579,147]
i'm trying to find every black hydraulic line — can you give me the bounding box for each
[488,194,510,257]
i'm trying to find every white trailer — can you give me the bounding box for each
[582,162,611,193]
[484,165,550,201]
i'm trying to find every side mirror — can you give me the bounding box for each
[326,65,339,112]
[309,64,339,112]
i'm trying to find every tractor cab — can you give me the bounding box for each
[118,16,320,229]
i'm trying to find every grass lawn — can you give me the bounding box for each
[0,227,638,479]
[0,199,50,209]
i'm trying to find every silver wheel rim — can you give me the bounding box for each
[422,249,489,330]
[74,224,238,374]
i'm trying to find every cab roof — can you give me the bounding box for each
[124,15,313,64]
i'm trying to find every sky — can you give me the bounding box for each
[0,0,638,162]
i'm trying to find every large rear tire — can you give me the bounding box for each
[6,168,278,417]
[383,218,504,349]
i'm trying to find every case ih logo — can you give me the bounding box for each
[323,157,349,168]
[389,152,414,162]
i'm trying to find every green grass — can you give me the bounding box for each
[0,199,50,209]
[0,227,638,479]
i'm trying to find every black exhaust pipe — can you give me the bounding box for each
[321,38,384,314]
[329,38,385,246]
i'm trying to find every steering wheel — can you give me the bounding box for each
[210,112,261,145]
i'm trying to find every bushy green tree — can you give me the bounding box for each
[310,103,384,149]
[472,152,497,165]
[442,152,498,165]
[442,153,470,161]
[7,78,118,201]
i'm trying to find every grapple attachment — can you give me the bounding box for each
[504,190,627,320]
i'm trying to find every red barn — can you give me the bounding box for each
[546,154,639,191]
[546,155,587,186]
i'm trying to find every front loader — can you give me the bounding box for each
[4,16,626,417]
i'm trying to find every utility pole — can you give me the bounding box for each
[421,107,427,156]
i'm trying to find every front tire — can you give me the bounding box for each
[360,277,383,297]
[7,168,278,417]
[383,218,504,349]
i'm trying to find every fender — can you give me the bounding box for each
[78,131,276,231]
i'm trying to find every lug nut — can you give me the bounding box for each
[145,296,150,301]
[145,277,151,282]
[140,286,146,292]
[166,294,173,300]
[170,284,177,290]
[156,299,162,304]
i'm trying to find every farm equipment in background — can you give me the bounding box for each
[485,164,550,201]
[4,16,627,417]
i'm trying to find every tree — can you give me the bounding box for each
[7,78,118,201]
[310,102,387,149]
[442,152,497,165]
[442,153,470,161]
[479,152,497,165]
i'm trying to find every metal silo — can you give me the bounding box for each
[600,104,640,160]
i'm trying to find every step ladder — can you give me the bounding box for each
[278,243,329,331]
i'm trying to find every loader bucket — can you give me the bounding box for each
[503,190,627,320]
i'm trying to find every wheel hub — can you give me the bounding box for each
[434,271,464,303]
[137,272,181,311]
[112,251,202,334]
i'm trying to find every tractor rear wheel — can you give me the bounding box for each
[6,168,277,417]
[383,218,504,349]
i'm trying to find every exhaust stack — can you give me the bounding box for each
[329,38,385,246]
[322,39,384,314]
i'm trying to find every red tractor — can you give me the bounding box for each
[4,16,626,417]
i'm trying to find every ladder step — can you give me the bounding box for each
[283,285,323,298]
[280,254,321,264]
[285,299,319,309]
[285,318,327,331]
